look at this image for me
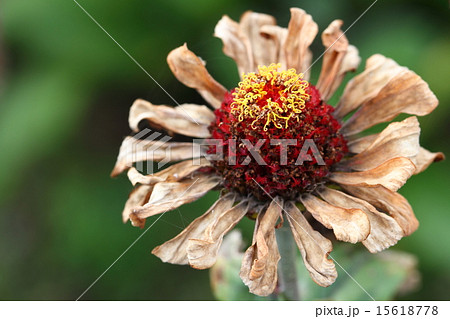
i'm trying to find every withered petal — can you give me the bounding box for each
[411,147,445,174]
[151,192,237,265]
[240,197,282,296]
[335,54,405,119]
[131,172,220,223]
[187,199,251,269]
[330,157,416,192]
[129,99,215,138]
[318,187,403,253]
[300,194,370,243]
[239,11,277,70]
[127,158,211,186]
[214,15,253,76]
[316,20,360,101]
[342,69,438,136]
[167,44,227,109]
[341,184,419,236]
[338,117,420,171]
[111,137,201,177]
[121,184,152,223]
[285,201,337,287]
[284,8,318,79]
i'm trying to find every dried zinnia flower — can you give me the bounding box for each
[112,8,444,296]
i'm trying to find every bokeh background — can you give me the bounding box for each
[0,0,449,300]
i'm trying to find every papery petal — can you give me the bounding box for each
[121,184,152,223]
[300,194,370,243]
[335,55,405,119]
[260,25,288,70]
[284,201,337,287]
[187,199,251,269]
[342,69,438,136]
[129,99,215,138]
[316,20,360,101]
[239,11,277,70]
[152,192,237,264]
[130,172,220,225]
[167,44,227,109]
[111,137,201,177]
[318,187,403,253]
[341,184,418,236]
[338,117,420,171]
[411,147,445,174]
[214,15,253,76]
[330,157,416,192]
[240,197,282,296]
[126,158,211,186]
[284,8,318,80]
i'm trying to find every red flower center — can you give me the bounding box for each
[208,64,348,201]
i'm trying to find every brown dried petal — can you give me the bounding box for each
[240,197,282,296]
[260,25,288,70]
[316,20,351,101]
[152,193,237,265]
[300,194,370,243]
[335,55,405,119]
[338,117,420,171]
[214,15,253,76]
[128,99,215,138]
[127,158,211,186]
[341,184,418,236]
[111,137,201,177]
[239,11,277,70]
[411,147,444,174]
[326,45,361,100]
[284,8,318,76]
[285,201,337,287]
[347,133,378,154]
[167,44,227,109]
[342,69,439,136]
[187,199,251,269]
[318,187,403,253]
[330,157,416,192]
[130,172,220,222]
[121,184,152,223]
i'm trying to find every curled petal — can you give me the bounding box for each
[121,184,152,223]
[342,69,438,136]
[152,192,237,265]
[239,11,277,70]
[284,8,318,78]
[214,15,253,76]
[260,25,288,70]
[167,44,227,109]
[285,201,337,287]
[130,172,220,224]
[111,137,201,177]
[335,54,405,119]
[318,187,403,253]
[330,157,416,192]
[126,157,211,186]
[341,184,418,236]
[411,147,445,174]
[240,197,282,296]
[338,117,420,171]
[316,20,360,101]
[300,194,370,243]
[187,199,251,269]
[129,99,215,137]
[347,133,378,154]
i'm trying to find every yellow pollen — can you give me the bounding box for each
[230,63,310,131]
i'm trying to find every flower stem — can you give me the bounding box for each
[276,222,300,301]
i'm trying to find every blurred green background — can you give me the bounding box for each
[0,0,448,300]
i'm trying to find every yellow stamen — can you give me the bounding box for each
[231,63,310,131]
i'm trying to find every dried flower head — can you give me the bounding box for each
[112,8,444,296]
